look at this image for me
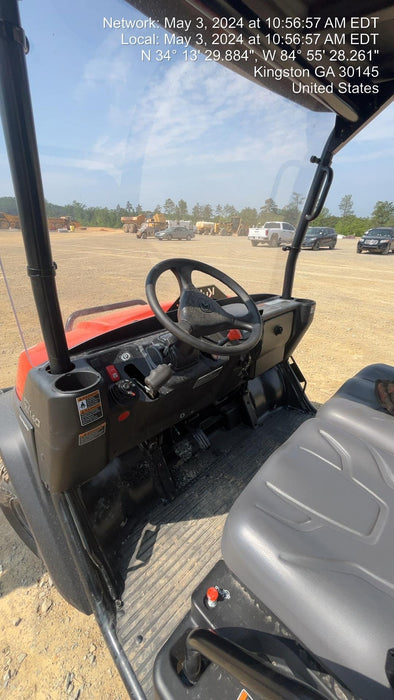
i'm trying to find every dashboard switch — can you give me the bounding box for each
[106,364,120,382]
[111,379,137,404]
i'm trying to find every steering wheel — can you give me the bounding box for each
[145,258,262,356]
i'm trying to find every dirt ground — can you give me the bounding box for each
[0,228,393,698]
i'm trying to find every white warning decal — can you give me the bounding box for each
[78,422,106,446]
[76,390,103,426]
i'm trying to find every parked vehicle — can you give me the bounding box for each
[219,217,249,236]
[137,213,168,238]
[121,214,146,233]
[357,227,394,254]
[0,211,20,228]
[302,227,337,250]
[248,221,295,247]
[0,2,393,700]
[166,219,195,231]
[0,211,79,231]
[155,226,195,240]
[196,220,215,235]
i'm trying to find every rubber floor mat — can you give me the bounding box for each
[115,408,309,697]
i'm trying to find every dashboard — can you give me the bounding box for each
[20,294,315,492]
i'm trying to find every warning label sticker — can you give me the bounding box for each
[76,390,103,426]
[78,422,106,447]
[237,691,254,700]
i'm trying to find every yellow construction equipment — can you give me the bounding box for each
[0,212,79,231]
[136,213,167,239]
[218,217,249,236]
[0,212,20,229]
[121,214,146,233]
[195,221,215,235]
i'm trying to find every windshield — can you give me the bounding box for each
[1,1,393,397]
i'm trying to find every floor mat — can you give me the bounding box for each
[115,408,309,697]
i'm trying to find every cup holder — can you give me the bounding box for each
[54,370,100,393]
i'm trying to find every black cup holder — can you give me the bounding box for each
[54,370,100,393]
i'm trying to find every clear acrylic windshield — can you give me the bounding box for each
[0,1,393,397]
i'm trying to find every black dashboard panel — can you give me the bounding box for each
[87,325,246,460]
[20,296,315,492]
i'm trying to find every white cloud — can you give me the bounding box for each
[36,53,334,205]
[75,34,132,100]
[40,152,121,178]
[88,59,325,176]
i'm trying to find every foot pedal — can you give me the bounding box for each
[191,428,210,450]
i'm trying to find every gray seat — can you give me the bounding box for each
[318,364,394,454]
[222,365,394,699]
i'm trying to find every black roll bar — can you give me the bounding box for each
[281,127,337,300]
[0,0,72,375]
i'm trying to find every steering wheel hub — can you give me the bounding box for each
[200,299,212,312]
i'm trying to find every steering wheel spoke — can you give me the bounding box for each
[172,262,195,292]
[230,315,253,333]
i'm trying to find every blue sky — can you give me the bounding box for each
[0,0,392,217]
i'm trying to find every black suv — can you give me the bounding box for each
[357,227,394,254]
[301,227,337,250]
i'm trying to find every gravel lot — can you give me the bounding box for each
[0,229,393,698]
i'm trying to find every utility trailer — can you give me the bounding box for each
[0,1,393,699]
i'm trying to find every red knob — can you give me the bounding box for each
[227,329,242,341]
[206,587,219,607]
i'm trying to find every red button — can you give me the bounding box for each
[106,364,120,382]
[118,411,130,422]
[206,587,219,603]
[227,329,242,341]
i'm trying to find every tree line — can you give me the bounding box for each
[0,195,393,235]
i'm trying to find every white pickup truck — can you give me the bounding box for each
[248,221,295,247]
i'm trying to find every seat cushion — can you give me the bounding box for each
[318,364,394,454]
[222,412,394,698]
[323,364,394,409]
